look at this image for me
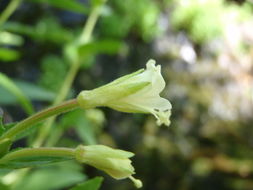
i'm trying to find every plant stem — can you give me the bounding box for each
[0,0,22,28]
[0,147,75,164]
[33,4,104,147]
[33,63,80,147]
[0,99,79,141]
[79,5,102,44]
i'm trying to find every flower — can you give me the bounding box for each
[77,59,172,126]
[75,145,142,188]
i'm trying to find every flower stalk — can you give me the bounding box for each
[0,99,79,141]
[0,147,75,161]
[0,147,75,166]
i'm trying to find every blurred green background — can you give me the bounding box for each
[1,0,253,189]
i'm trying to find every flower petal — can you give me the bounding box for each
[128,59,165,95]
[126,96,172,126]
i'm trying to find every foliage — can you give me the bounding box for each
[69,177,103,190]
[1,0,253,190]
[99,0,160,41]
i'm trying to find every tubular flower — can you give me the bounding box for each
[75,145,142,188]
[77,59,172,126]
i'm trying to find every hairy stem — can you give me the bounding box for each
[0,147,75,164]
[0,99,79,141]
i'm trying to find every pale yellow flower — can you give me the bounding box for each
[77,59,172,126]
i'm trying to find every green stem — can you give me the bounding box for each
[33,63,80,147]
[0,99,79,141]
[33,4,104,147]
[0,147,75,164]
[79,5,102,44]
[0,0,22,28]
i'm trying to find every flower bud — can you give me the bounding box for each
[74,145,142,188]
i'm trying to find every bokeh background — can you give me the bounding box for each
[1,0,253,189]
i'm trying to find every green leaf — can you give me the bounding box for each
[60,110,97,145]
[38,55,68,92]
[91,0,106,7]
[3,18,74,44]
[2,22,33,39]
[0,182,10,190]
[69,177,103,190]
[28,0,89,14]
[0,31,24,46]
[0,80,56,104]
[99,14,132,39]
[0,73,34,115]
[0,48,20,62]
[13,162,86,190]
[0,108,17,140]
[16,80,58,101]
[0,138,12,158]
[14,123,40,141]
[78,40,126,57]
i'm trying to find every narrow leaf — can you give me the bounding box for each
[0,48,20,62]
[13,162,86,190]
[69,177,103,190]
[0,80,56,104]
[78,40,125,56]
[0,31,24,46]
[0,73,34,115]
[0,138,12,158]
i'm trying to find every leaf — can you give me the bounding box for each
[3,122,17,131]
[0,31,24,46]
[91,0,105,7]
[0,138,12,158]
[69,177,103,190]
[0,80,56,104]
[28,0,89,14]
[13,162,86,190]
[0,109,16,146]
[3,18,74,44]
[0,73,34,115]
[16,80,58,101]
[60,110,97,145]
[14,123,40,141]
[78,40,126,57]
[38,55,68,92]
[0,114,14,156]
[0,182,10,190]
[0,47,20,62]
